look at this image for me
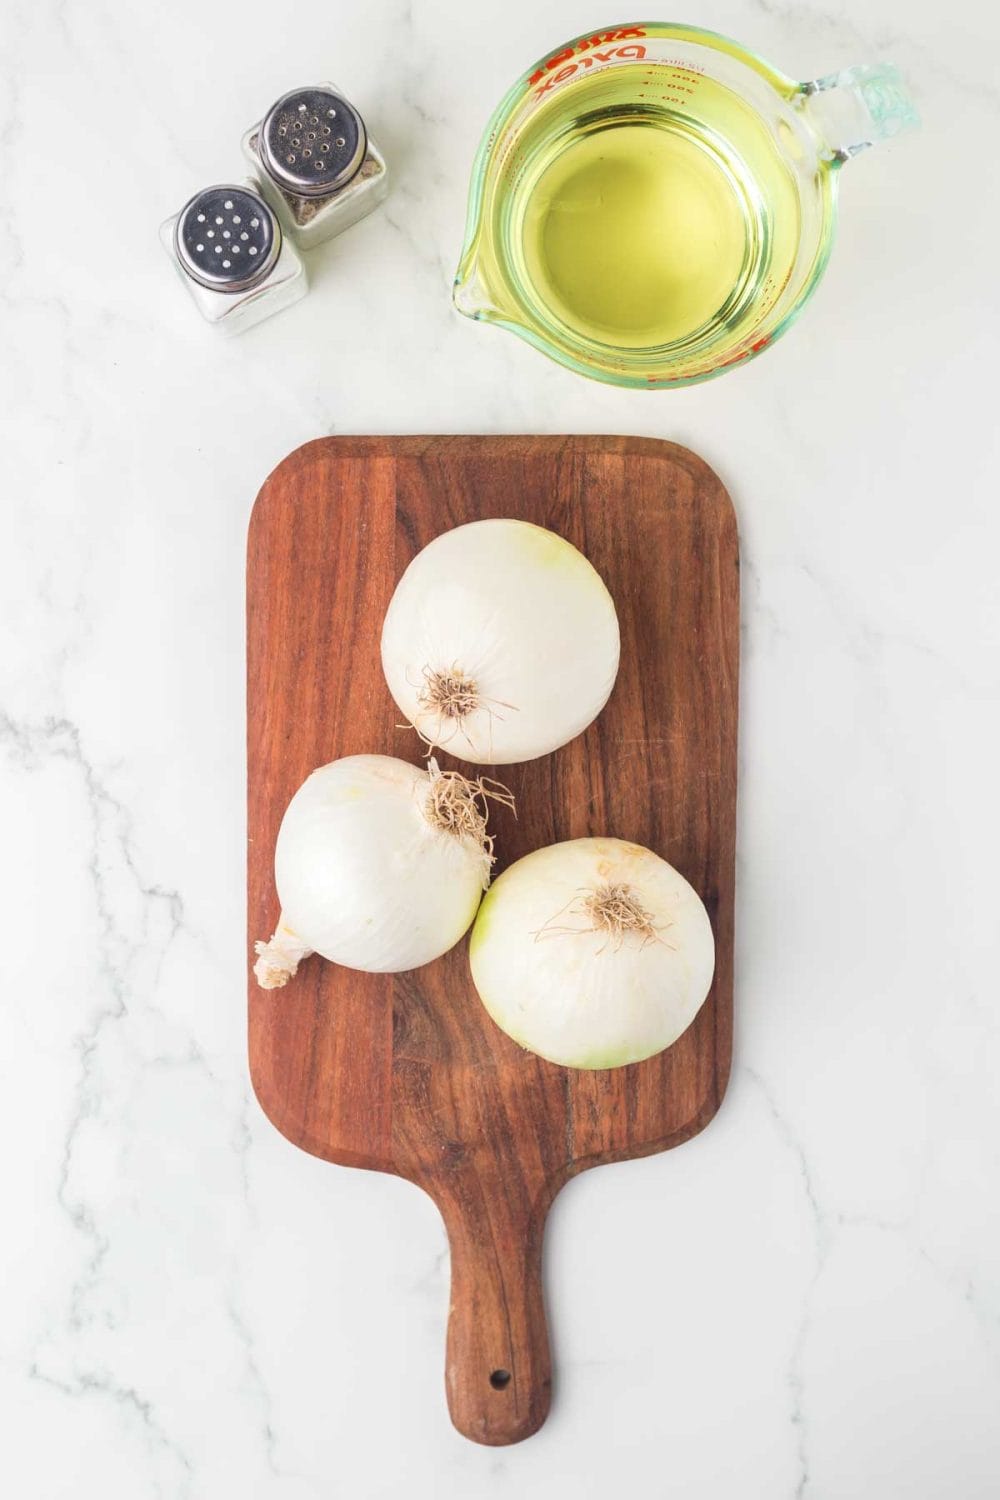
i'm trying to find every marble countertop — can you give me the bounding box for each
[3,1,998,1495]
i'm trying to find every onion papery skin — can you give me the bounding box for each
[469,837,715,1069]
[274,755,486,974]
[380,518,620,766]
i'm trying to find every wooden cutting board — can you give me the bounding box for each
[247,435,738,1445]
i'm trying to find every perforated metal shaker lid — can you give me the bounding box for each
[259,86,366,198]
[174,185,280,292]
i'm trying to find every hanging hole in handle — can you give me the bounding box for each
[489,1369,511,1390]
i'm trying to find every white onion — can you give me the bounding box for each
[380,519,620,765]
[469,837,715,1069]
[253,755,492,985]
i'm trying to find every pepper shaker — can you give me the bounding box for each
[160,182,307,334]
[242,84,389,250]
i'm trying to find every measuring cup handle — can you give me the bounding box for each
[800,64,919,161]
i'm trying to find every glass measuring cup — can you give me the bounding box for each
[453,23,918,388]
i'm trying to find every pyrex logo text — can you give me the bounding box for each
[530,28,648,94]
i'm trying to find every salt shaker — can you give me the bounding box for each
[242,84,388,250]
[160,182,307,334]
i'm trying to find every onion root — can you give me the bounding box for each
[412,663,517,757]
[536,881,664,951]
[418,665,482,721]
[423,758,515,890]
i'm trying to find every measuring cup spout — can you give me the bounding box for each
[452,253,511,324]
[799,63,919,163]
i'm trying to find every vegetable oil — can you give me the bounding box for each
[456,24,918,386]
[498,65,802,355]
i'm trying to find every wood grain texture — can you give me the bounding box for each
[247,435,739,1445]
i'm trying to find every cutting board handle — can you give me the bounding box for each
[439,1178,553,1445]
